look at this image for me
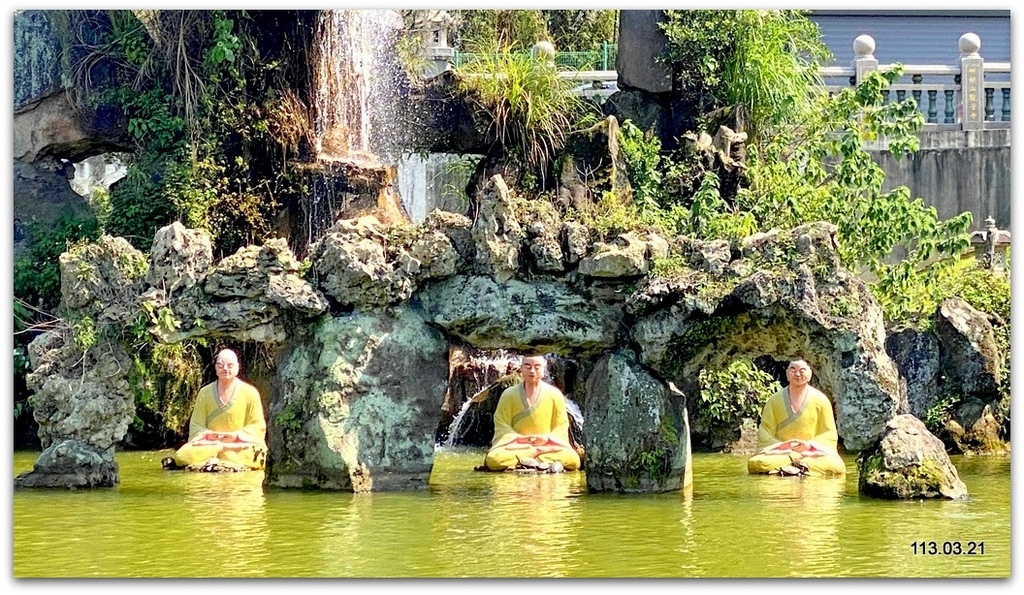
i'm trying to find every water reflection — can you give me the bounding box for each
[473,471,585,577]
[12,451,1010,578]
[177,471,269,577]
[746,475,845,577]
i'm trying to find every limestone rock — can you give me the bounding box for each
[886,326,940,418]
[14,12,124,163]
[578,232,651,278]
[935,297,1002,400]
[675,237,732,275]
[267,306,448,492]
[525,221,565,273]
[142,232,326,343]
[26,329,135,457]
[14,439,119,489]
[418,275,622,356]
[561,221,591,266]
[312,216,456,311]
[858,414,968,500]
[408,230,459,280]
[629,222,902,451]
[12,160,96,262]
[147,222,213,295]
[939,396,1010,454]
[583,351,691,493]
[422,210,475,272]
[471,174,523,282]
[59,235,148,324]
[555,116,632,212]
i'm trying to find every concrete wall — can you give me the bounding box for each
[869,129,1010,231]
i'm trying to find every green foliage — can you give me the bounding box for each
[450,10,617,53]
[69,315,98,352]
[618,120,662,213]
[275,401,305,433]
[741,67,973,322]
[142,302,182,341]
[698,358,780,433]
[104,158,179,251]
[76,10,295,257]
[128,340,206,445]
[660,10,831,144]
[13,344,32,419]
[456,46,594,176]
[628,418,679,481]
[451,10,550,51]
[13,213,100,312]
[204,13,242,78]
[923,388,960,435]
[542,10,617,52]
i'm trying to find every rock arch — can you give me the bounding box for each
[19,177,921,495]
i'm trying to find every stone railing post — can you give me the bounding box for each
[852,34,878,85]
[532,40,556,69]
[959,32,984,130]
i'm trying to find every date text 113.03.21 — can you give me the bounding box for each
[911,541,985,555]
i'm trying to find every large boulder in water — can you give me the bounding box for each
[858,414,968,500]
[14,439,119,489]
[583,350,691,493]
[267,305,448,492]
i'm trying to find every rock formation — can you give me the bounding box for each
[20,176,959,497]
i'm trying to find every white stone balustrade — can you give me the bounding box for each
[822,32,1010,130]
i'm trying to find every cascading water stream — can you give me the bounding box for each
[311,10,392,160]
[299,10,406,253]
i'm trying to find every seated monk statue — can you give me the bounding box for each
[482,353,582,472]
[169,348,268,471]
[747,357,846,477]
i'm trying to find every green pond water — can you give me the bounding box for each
[12,448,1010,578]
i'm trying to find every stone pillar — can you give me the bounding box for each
[852,34,878,84]
[615,10,673,93]
[959,32,984,131]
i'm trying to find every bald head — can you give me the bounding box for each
[215,349,240,380]
[520,354,547,386]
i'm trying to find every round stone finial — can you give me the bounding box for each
[532,40,556,62]
[853,34,875,58]
[959,32,981,56]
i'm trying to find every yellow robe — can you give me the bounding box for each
[747,386,846,476]
[484,382,582,471]
[174,380,268,470]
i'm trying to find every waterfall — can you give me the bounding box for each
[438,349,521,448]
[565,398,585,427]
[441,398,475,449]
[310,10,403,160]
[297,9,406,255]
[396,153,480,223]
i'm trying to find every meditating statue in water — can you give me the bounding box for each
[481,353,582,473]
[747,357,846,477]
[166,348,268,471]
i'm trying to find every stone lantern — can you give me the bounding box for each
[421,10,454,78]
[422,10,451,49]
[969,216,1011,272]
